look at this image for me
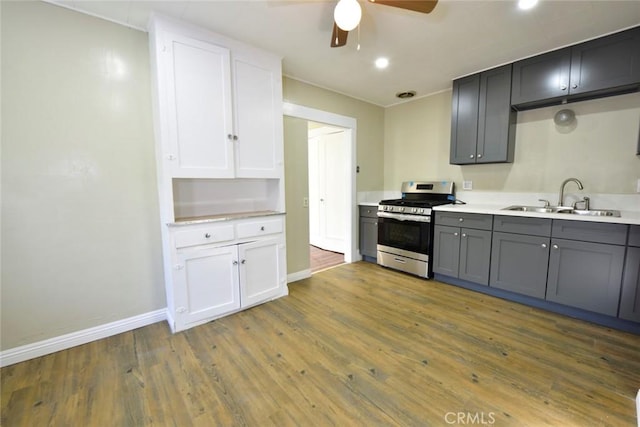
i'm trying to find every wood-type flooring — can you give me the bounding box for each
[310,245,344,273]
[2,262,639,426]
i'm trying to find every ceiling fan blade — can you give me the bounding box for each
[330,23,349,48]
[369,0,438,14]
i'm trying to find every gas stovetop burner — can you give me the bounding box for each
[379,199,453,208]
[378,180,455,216]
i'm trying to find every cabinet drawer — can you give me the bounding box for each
[435,212,492,230]
[552,220,627,245]
[493,215,551,236]
[174,224,235,249]
[629,225,640,247]
[359,205,378,218]
[237,217,283,238]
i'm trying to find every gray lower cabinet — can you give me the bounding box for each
[433,212,492,285]
[546,238,625,316]
[620,226,640,322]
[490,232,550,298]
[359,205,378,260]
[490,215,552,298]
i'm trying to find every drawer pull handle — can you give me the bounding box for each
[462,233,467,238]
[553,244,559,250]
[233,260,238,265]
[541,243,547,248]
[260,226,265,231]
[393,258,406,264]
[454,232,459,237]
[205,233,211,238]
[241,259,246,264]
[459,218,464,222]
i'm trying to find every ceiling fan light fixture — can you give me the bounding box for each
[334,0,362,31]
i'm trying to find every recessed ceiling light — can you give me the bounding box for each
[375,57,389,69]
[518,0,538,10]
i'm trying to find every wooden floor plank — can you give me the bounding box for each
[2,261,639,426]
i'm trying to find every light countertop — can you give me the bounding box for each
[169,210,285,227]
[434,203,640,226]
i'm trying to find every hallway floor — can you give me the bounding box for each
[310,245,344,273]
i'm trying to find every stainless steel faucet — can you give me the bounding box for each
[558,178,584,207]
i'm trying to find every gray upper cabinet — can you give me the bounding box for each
[620,225,640,322]
[511,48,571,106]
[512,26,640,109]
[450,65,516,165]
[569,26,640,96]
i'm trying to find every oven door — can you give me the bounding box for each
[377,213,431,260]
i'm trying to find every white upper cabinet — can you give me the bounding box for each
[150,16,283,179]
[233,55,283,178]
[165,33,234,178]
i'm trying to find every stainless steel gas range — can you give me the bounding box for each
[377,181,455,278]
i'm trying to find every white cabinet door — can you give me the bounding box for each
[232,54,283,178]
[165,33,234,178]
[174,245,240,331]
[238,238,285,307]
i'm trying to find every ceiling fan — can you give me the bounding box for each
[331,0,438,47]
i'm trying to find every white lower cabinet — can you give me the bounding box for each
[169,217,287,332]
[175,245,240,329]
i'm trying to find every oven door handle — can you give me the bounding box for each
[377,212,431,223]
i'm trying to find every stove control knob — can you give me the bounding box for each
[419,209,424,214]
[400,207,405,212]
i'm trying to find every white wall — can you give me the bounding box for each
[1,1,166,350]
[385,90,640,195]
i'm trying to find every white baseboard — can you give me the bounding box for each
[0,309,167,368]
[288,269,312,283]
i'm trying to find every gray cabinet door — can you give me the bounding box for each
[511,48,571,106]
[450,74,480,165]
[433,225,460,277]
[459,228,492,286]
[569,26,640,96]
[619,247,640,322]
[546,238,625,316]
[359,216,378,259]
[477,64,516,164]
[490,232,550,298]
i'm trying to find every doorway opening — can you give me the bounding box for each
[283,102,357,277]
[308,123,348,272]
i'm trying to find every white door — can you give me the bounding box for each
[233,54,282,178]
[239,238,285,307]
[308,128,347,253]
[174,245,240,331]
[165,33,234,178]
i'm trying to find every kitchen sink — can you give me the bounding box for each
[502,205,572,214]
[502,205,621,217]
[570,209,621,217]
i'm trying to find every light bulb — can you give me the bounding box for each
[334,0,362,32]
[518,0,538,10]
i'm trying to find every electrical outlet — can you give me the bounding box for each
[462,180,473,191]
[303,197,309,207]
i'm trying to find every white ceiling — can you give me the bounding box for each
[46,0,640,107]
